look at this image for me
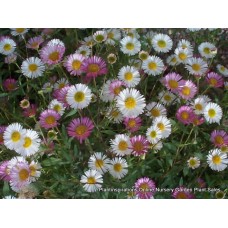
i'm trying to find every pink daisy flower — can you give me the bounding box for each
[178,80,197,100]
[130,135,149,156]
[176,106,195,125]
[55,86,71,108]
[39,109,61,129]
[172,186,195,199]
[192,116,205,126]
[64,53,85,76]
[134,177,156,199]
[109,80,126,97]
[162,72,184,93]
[22,104,37,118]
[40,44,65,65]
[206,72,224,88]
[26,36,44,50]
[0,126,7,145]
[67,117,94,143]
[3,78,18,91]
[0,161,11,181]
[123,117,142,133]
[211,130,228,148]
[81,56,107,78]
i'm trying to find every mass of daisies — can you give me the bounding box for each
[0,28,228,199]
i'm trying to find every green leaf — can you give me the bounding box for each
[0,93,8,98]
[3,181,10,196]
[64,109,77,118]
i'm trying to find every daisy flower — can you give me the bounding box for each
[139,51,149,61]
[11,28,28,36]
[185,57,208,76]
[175,47,192,63]
[20,99,30,109]
[0,37,16,55]
[107,53,117,64]
[5,53,17,64]
[48,99,66,116]
[76,45,91,57]
[105,29,121,45]
[0,126,7,145]
[67,117,94,144]
[224,82,228,90]
[120,36,141,56]
[64,53,85,76]
[210,130,228,148]
[134,177,156,199]
[146,126,162,144]
[15,129,41,157]
[206,72,224,88]
[158,90,177,105]
[80,169,103,192]
[130,135,149,157]
[66,84,92,109]
[221,145,228,153]
[191,97,207,115]
[21,57,45,79]
[56,86,71,107]
[142,55,164,76]
[82,35,95,47]
[217,64,228,77]
[108,157,128,179]
[172,186,195,199]
[177,39,193,53]
[146,102,167,119]
[118,65,140,87]
[116,88,146,118]
[0,161,10,181]
[26,36,44,49]
[88,152,110,174]
[29,161,42,181]
[178,80,197,100]
[187,157,200,169]
[3,123,26,150]
[198,94,211,103]
[81,56,107,78]
[207,149,228,171]
[166,54,178,66]
[110,134,132,156]
[106,106,124,123]
[40,44,65,65]
[23,104,37,118]
[39,109,61,129]
[198,42,217,59]
[152,33,173,53]
[203,102,222,124]
[93,30,107,43]
[162,72,183,93]
[47,39,65,48]
[123,117,142,133]
[176,106,195,125]
[192,116,205,126]
[150,141,163,152]
[53,78,69,91]
[153,116,172,139]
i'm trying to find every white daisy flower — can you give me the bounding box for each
[118,65,140,87]
[76,45,91,57]
[197,95,211,103]
[105,29,121,45]
[0,38,16,55]
[29,161,42,181]
[146,126,162,144]
[116,88,146,118]
[142,55,164,76]
[3,123,26,150]
[80,169,103,192]
[21,57,45,78]
[11,28,28,36]
[110,134,132,156]
[153,116,172,139]
[150,141,163,152]
[66,84,92,109]
[93,30,107,43]
[15,129,41,157]
[175,47,192,63]
[191,97,206,115]
[185,57,208,76]
[53,78,69,90]
[120,36,141,56]
[187,157,200,169]
[82,36,95,47]
[152,33,173,53]
[48,99,66,116]
[217,64,228,77]
[88,152,110,174]
[158,91,177,105]
[106,106,124,123]
[124,29,140,39]
[146,102,167,119]
[177,39,193,53]
[203,102,222,124]
[207,149,228,171]
[198,42,217,59]
[47,39,65,48]
[108,157,128,179]
[166,54,179,66]
[138,51,149,61]
[7,156,27,171]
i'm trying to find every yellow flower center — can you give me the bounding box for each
[87,176,96,184]
[31,42,38,48]
[195,103,203,111]
[16,28,25,33]
[126,42,134,50]
[45,116,55,125]
[203,47,210,54]
[148,62,157,70]
[133,141,143,152]
[95,159,104,168]
[214,135,224,145]
[113,163,122,172]
[168,80,178,89]
[125,97,136,109]
[4,44,12,51]
[151,108,160,117]
[113,87,121,95]
[208,109,216,118]
[150,130,157,138]
[192,63,201,72]
[164,95,171,101]
[139,183,149,191]
[88,64,100,73]
[181,111,189,120]
[23,137,32,148]
[157,123,165,131]
[72,60,81,70]
[58,83,65,89]
[74,91,85,102]
[221,145,228,153]
[107,32,114,39]
[49,51,60,61]
[75,125,87,135]
[11,131,21,142]
[95,34,105,42]
[157,40,166,48]
[178,52,187,61]
[19,169,29,181]
[118,141,128,151]
[29,165,37,176]
[124,72,133,81]
[189,159,196,167]
[209,78,218,86]
[110,110,119,118]
[212,155,221,164]
[53,104,61,113]
[171,57,177,63]
[182,86,191,96]
[128,119,136,128]
[176,192,187,199]
[80,50,87,56]
[28,64,38,72]
[220,66,225,72]
[139,53,148,61]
